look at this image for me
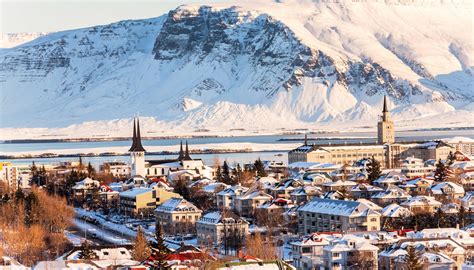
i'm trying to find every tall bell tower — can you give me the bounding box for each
[377,95,395,144]
[129,117,146,176]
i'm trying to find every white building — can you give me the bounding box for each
[129,117,146,177]
[323,235,379,270]
[216,185,249,210]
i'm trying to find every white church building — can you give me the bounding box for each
[128,118,215,180]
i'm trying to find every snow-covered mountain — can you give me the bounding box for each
[0,0,472,138]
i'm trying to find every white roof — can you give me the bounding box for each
[381,203,412,218]
[119,187,152,198]
[430,181,465,195]
[299,198,380,217]
[155,197,201,213]
[217,185,249,196]
[400,196,442,207]
[322,180,357,187]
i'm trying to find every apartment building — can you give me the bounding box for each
[297,198,381,234]
[196,211,249,247]
[234,190,273,217]
[154,198,202,234]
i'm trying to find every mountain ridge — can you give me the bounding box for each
[0,0,472,139]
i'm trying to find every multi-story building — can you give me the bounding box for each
[154,197,202,234]
[71,177,100,202]
[288,144,386,167]
[445,138,474,156]
[290,233,337,270]
[323,235,379,270]
[297,198,381,234]
[386,141,454,168]
[216,185,249,210]
[100,161,131,178]
[234,190,273,217]
[196,211,249,247]
[119,187,181,217]
[400,156,435,178]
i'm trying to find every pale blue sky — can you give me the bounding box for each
[0,0,231,33]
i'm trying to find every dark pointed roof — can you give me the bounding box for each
[129,117,146,152]
[383,95,388,113]
[178,140,184,161]
[183,141,192,160]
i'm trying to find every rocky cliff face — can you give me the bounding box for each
[0,1,472,133]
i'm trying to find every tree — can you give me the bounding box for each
[446,151,455,166]
[222,161,231,184]
[87,162,95,177]
[366,156,381,184]
[132,226,151,262]
[151,222,171,270]
[245,232,277,260]
[254,158,267,177]
[458,205,467,228]
[78,240,97,259]
[173,179,191,200]
[434,159,447,182]
[216,165,222,182]
[405,246,423,270]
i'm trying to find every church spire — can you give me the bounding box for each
[129,117,146,152]
[382,95,388,113]
[183,140,192,160]
[178,140,184,161]
[128,118,137,152]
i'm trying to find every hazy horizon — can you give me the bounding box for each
[0,0,230,33]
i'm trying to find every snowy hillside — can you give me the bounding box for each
[0,0,472,139]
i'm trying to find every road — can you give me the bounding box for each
[72,218,133,245]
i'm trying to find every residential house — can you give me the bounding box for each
[322,235,379,270]
[350,183,384,199]
[71,177,100,202]
[290,233,338,270]
[400,195,442,214]
[430,181,465,203]
[370,185,411,206]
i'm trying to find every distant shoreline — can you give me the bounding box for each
[2,126,472,144]
[0,148,287,160]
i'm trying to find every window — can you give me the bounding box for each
[333,253,340,258]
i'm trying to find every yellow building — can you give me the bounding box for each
[288,144,385,166]
[119,187,181,217]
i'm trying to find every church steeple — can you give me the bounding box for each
[129,117,146,152]
[183,140,192,160]
[382,95,390,122]
[382,95,388,113]
[178,140,184,161]
[128,118,137,152]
